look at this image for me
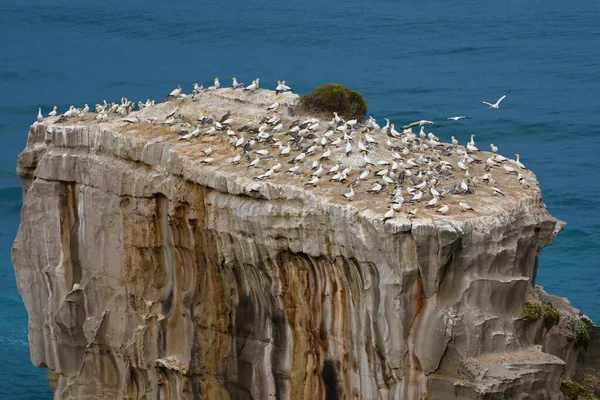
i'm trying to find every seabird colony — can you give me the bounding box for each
[35,83,527,221]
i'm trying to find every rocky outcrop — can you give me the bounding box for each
[13,89,597,399]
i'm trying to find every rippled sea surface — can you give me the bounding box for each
[1,0,599,397]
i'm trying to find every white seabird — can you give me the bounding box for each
[169,84,182,97]
[402,120,436,130]
[214,78,220,89]
[446,116,471,121]
[343,185,355,201]
[458,201,474,212]
[436,204,449,214]
[37,108,43,122]
[478,90,511,109]
[48,106,57,117]
[245,80,259,91]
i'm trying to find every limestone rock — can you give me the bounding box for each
[12,89,598,399]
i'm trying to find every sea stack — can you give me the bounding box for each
[12,88,598,399]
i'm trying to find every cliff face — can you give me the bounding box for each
[13,90,597,399]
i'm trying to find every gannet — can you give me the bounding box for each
[48,106,57,117]
[64,105,76,118]
[169,85,182,97]
[275,80,284,94]
[363,155,376,166]
[37,108,43,122]
[287,165,300,173]
[202,157,214,164]
[328,163,341,175]
[232,77,244,89]
[407,208,419,218]
[436,204,449,214]
[272,163,282,172]
[313,164,324,177]
[235,135,245,148]
[466,140,478,152]
[514,154,526,169]
[248,157,260,168]
[214,78,220,89]
[267,102,279,111]
[402,120,436,130]
[389,124,400,138]
[368,183,384,193]
[82,104,89,113]
[458,201,474,212]
[490,143,498,153]
[446,116,471,121]
[358,139,368,153]
[503,164,517,174]
[461,179,469,192]
[410,191,423,202]
[292,152,306,163]
[305,176,319,186]
[490,187,505,196]
[180,125,201,140]
[254,168,274,180]
[319,149,331,160]
[231,154,242,164]
[358,168,369,180]
[245,80,258,91]
[479,90,511,109]
[343,185,355,201]
[281,81,292,92]
[164,117,175,125]
[383,206,395,222]
[426,197,439,208]
[382,175,394,185]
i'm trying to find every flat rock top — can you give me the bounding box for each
[37,88,542,223]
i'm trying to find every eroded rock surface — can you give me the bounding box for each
[12,89,598,399]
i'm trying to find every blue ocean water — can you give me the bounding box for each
[1,0,599,397]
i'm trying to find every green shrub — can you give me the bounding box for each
[565,316,591,348]
[300,83,367,121]
[561,379,598,399]
[519,301,542,321]
[543,303,560,328]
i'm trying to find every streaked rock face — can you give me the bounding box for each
[12,90,596,399]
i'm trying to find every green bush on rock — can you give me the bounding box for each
[300,83,367,121]
[561,379,599,399]
[565,316,591,348]
[519,301,542,321]
[543,303,560,328]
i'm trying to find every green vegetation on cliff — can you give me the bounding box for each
[300,83,367,121]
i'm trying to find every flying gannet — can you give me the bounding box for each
[446,116,471,121]
[402,120,437,130]
[478,90,511,109]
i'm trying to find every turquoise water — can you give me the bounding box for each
[1,0,599,397]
